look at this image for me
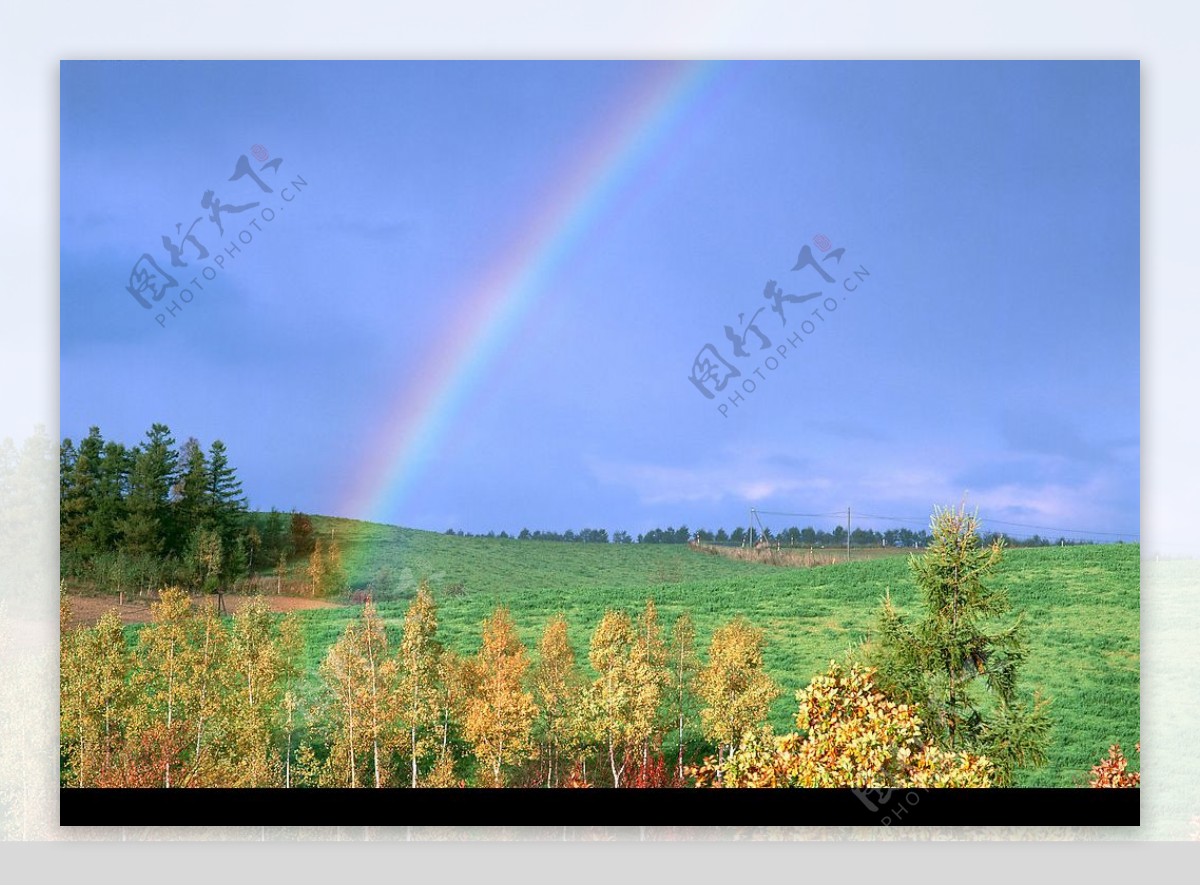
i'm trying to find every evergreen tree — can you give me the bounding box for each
[871,505,1052,784]
[60,428,105,557]
[207,440,246,552]
[92,441,131,554]
[120,424,179,560]
[174,438,212,546]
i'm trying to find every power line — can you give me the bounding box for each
[749,508,1139,539]
[752,509,845,519]
[976,517,1139,538]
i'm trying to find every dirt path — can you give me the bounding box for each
[65,593,341,629]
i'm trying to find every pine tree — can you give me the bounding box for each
[871,504,1052,784]
[60,428,104,558]
[174,438,211,551]
[92,441,131,555]
[207,440,246,555]
[120,424,179,561]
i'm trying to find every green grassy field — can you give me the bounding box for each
[277,517,1139,788]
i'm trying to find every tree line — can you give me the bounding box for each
[448,525,1102,549]
[60,425,327,597]
[62,508,1073,789]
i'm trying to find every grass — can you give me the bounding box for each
[272,517,1139,788]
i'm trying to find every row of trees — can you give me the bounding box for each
[60,505,1068,789]
[441,525,935,547]
[60,584,783,788]
[446,526,1104,549]
[59,425,331,597]
[60,425,249,593]
[445,528,626,543]
[60,590,303,788]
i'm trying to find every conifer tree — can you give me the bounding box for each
[206,440,246,550]
[871,505,1051,784]
[120,424,179,560]
[174,438,211,551]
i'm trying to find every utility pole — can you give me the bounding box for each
[847,506,851,562]
[749,507,755,548]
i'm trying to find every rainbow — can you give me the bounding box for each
[341,61,736,529]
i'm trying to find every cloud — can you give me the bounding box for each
[586,452,831,506]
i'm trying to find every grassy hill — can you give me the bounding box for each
[275,516,1139,788]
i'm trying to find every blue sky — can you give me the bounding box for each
[60,60,1139,541]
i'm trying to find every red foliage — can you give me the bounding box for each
[561,762,593,788]
[92,723,189,788]
[1089,742,1140,787]
[622,742,685,788]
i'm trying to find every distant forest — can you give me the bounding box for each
[450,525,1090,549]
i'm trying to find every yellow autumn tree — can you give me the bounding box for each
[131,587,197,788]
[667,612,700,780]
[396,582,441,787]
[277,614,305,788]
[693,662,993,788]
[587,608,661,787]
[316,599,397,787]
[533,614,584,787]
[695,616,780,762]
[427,647,468,786]
[225,597,288,786]
[184,599,231,786]
[60,608,131,787]
[462,607,538,787]
[307,538,326,598]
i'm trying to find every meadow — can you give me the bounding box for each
[267,517,1140,788]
